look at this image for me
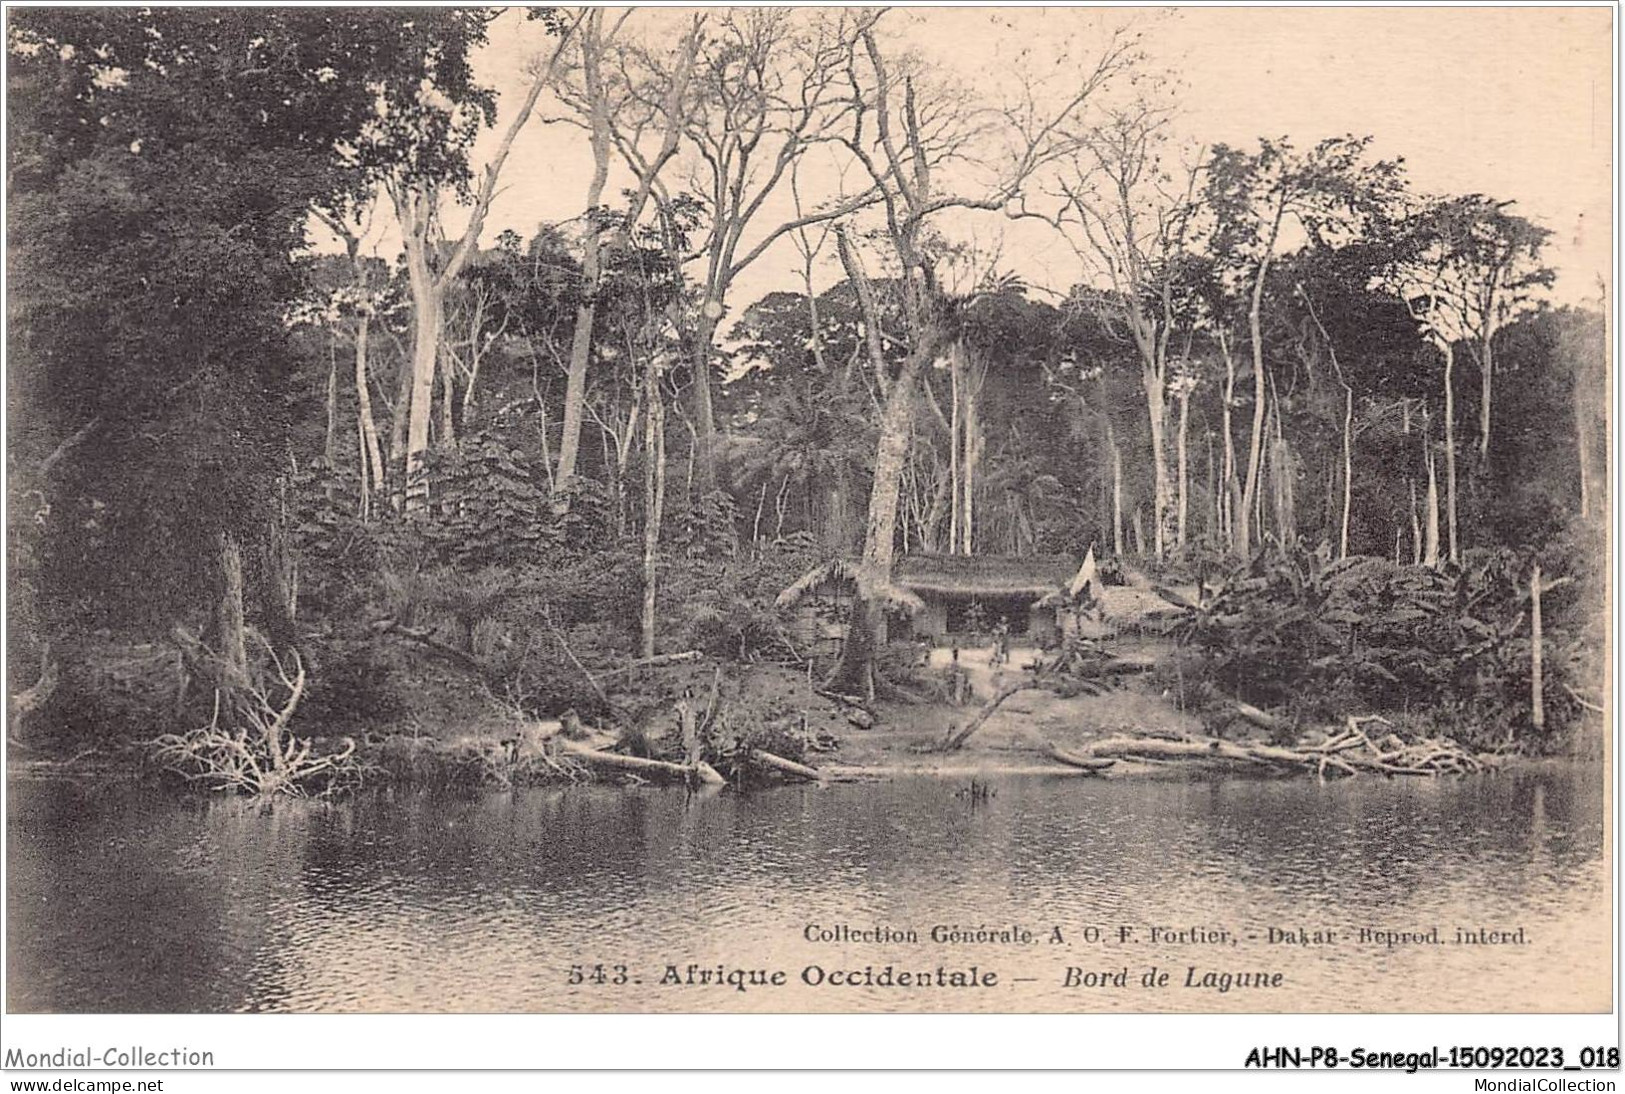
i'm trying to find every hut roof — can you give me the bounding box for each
[892,553,1077,597]
[775,558,925,615]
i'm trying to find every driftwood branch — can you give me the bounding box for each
[555,738,724,785]
[1081,716,1486,778]
[1046,744,1116,773]
[941,678,1032,751]
[1227,697,1293,735]
[751,749,824,783]
[941,656,1061,751]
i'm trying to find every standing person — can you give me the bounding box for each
[993,616,1010,667]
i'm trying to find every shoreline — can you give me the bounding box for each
[9,743,1576,794]
[12,640,1597,796]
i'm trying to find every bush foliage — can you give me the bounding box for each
[1168,540,1598,750]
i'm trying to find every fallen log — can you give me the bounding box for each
[517,715,618,758]
[596,650,704,677]
[555,739,725,785]
[815,688,872,711]
[1228,698,1293,735]
[941,679,1033,751]
[942,655,1062,751]
[751,749,824,783]
[1046,745,1116,773]
[1082,735,1285,767]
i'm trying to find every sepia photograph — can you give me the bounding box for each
[2,0,1616,1055]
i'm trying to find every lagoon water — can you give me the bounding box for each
[5,767,1611,1012]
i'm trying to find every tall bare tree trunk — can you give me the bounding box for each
[1254,428,1267,545]
[1108,420,1125,557]
[388,25,567,510]
[324,345,339,471]
[1478,331,1493,470]
[1269,398,1294,546]
[1402,400,1420,564]
[1338,383,1353,560]
[1423,442,1441,569]
[1529,560,1544,735]
[961,353,980,557]
[402,248,441,507]
[1220,336,1241,551]
[949,350,960,554]
[1238,210,1284,558]
[1442,342,1460,564]
[559,12,695,504]
[557,267,604,496]
[1144,366,1171,561]
[1408,478,1422,566]
[555,38,611,496]
[354,312,386,512]
[216,532,248,690]
[641,357,667,660]
[1205,429,1218,541]
[356,417,371,519]
[1175,384,1191,550]
[1097,473,1110,556]
[1239,340,1267,558]
[828,350,928,698]
[688,311,720,498]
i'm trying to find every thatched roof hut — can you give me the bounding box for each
[775,558,926,615]
[775,553,1079,644]
[890,554,1078,642]
[891,554,1078,597]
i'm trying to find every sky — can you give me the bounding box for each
[369,5,1614,315]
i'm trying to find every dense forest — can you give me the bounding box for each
[7,9,1608,792]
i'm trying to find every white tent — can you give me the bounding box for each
[1067,545,1098,601]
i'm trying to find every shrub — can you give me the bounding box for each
[1168,542,1591,749]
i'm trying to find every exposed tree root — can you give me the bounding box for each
[147,643,361,796]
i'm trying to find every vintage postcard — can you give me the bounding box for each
[2,3,1615,1065]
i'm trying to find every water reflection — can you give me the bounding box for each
[7,767,1609,1013]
